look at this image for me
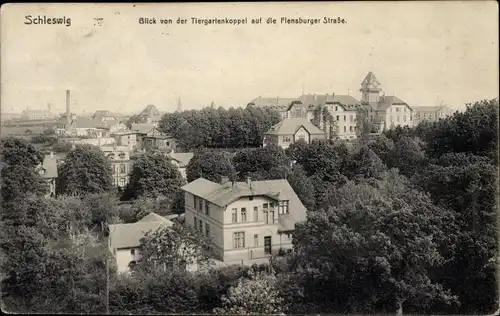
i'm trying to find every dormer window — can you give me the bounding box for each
[118,152,126,159]
[278,200,289,215]
[107,153,115,160]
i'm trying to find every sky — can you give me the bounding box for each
[1,2,498,115]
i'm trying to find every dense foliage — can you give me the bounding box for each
[158,105,282,149]
[185,150,236,183]
[1,98,497,315]
[57,144,114,196]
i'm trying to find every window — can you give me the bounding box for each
[232,208,237,223]
[198,199,203,211]
[205,202,209,216]
[336,115,339,121]
[233,232,245,249]
[199,219,203,232]
[118,152,126,159]
[205,223,211,237]
[396,108,400,112]
[254,234,259,246]
[130,249,136,255]
[270,202,274,208]
[264,210,269,224]
[344,115,346,121]
[298,135,305,141]
[278,200,290,214]
[270,210,275,224]
[263,203,269,209]
[107,153,115,160]
[249,196,253,201]
[344,126,346,132]
[194,216,198,230]
[283,136,291,143]
[335,106,338,111]
[120,164,126,173]
[240,208,247,222]
[253,207,258,222]
[349,126,353,132]
[286,233,293,239]
[397,116,400,122]
[193,196,197,209]
[166,141,170,146]
[119,178,125,187]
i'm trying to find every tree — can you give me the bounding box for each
[425,99,498,160]
[286,164,315,210]
[346,146,386,182]
[367,134,395,166]
[57,145,113,196]
[0,137,48,204]
[186,150,236,183]
[413,153,498,313]
[213,270,286,315]
[285,139,309,162]
[122,152,183,201]
[391,136,426,177]
[292,174,458,314]
[136,222,212,274]
[296,139,344,182]
[233,145,291,181]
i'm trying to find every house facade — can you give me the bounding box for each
[108,213,176,274]
[100,145,132,188]
[412,104,453,125]
[113,131,140,149]
[37,152,58,197]
[168,151,194,180]
[263,118,325,149]
[181,177,307,263]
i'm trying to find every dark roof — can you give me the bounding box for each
[249,96,297,111]
[377,95,411,111]
[181,178,307,232]
[361,71,381,86]
[130,123,155,134]
[265,118,325,136]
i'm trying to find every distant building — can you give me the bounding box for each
[108,213,179,274]
[37,152,58,197]
[113,131,140,149]
[131,123,176,152]
[412,104,454,125]
[100,145,132,188]
[263,118,325,149]
[248,96,297,119]
[168,151,194,180]
[181,177,307,263]
[138,104,164,123]
[20,109,56,121]
[359,72,413,131]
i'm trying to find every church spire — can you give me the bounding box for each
[176,97,183,112]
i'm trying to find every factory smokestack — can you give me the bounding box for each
[66,90,71,126]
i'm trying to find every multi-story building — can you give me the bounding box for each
[248,96,298,119]
[263,118,325,149]
[359,72,413,131]
[131,123,176,152]
[181,177,307,263]
[100,145,132,188]
[412,104,454,125]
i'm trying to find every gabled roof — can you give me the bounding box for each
[292,94,361,112]
[181,178,307,232]
[377,95,411,111]
[139,104,162,118]
[169,152,194,167]
[265,118,324,136]
[108,213,173,250]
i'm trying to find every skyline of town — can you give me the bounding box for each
[1,2,498,115]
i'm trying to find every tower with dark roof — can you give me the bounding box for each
[359,71,382,104]
[176,97,183,112]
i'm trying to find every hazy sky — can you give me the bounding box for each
[1,2,498,115]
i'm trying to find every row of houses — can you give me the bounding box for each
[251,72,453,142]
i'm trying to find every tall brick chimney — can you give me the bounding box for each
[66,89,71,126]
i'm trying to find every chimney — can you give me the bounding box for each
[220,176,229,185]
[66,90,71,126]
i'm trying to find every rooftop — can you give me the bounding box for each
[265,118,325,136]
[108,212,173,250]
[168,152,194,167]
[181,177,307,232]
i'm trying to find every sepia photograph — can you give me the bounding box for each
[0,1,498,315]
